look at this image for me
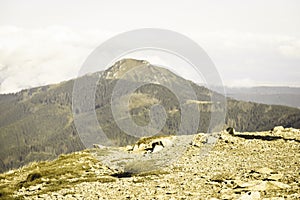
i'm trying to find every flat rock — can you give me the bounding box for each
[160,138,173,147]
[237,180,262,188]
[267,173,283,181]
[255,167,274,174]
[238,191,260,200]
[152,145,164,153]
[236,180,290,191]
[273,126,284,132]
[269,181,290,189]
[28,183,43,191]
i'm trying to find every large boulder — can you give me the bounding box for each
[131,136,174,153]
[152,145,164,153]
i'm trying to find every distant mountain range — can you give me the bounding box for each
[224,86,300,109]
[1,59,300,173]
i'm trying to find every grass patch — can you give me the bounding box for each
[0,185,24,200]
[0,150,116,198]
[17,171,43,188]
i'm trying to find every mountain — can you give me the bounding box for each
[225,86,300,108]
[0,58,300,173]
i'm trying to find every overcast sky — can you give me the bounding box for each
[0,0,300,93]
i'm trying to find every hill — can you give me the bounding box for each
[0,58,300,173]
[0,126,299,199]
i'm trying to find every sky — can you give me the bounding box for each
[0,0,300,93]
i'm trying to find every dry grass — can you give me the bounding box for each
[128,93,159,110]
[0,150,116,198]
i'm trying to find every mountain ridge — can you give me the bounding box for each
[0,58,300,173]
[224,86,300,108]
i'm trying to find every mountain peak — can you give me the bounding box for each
[104,58,150,79]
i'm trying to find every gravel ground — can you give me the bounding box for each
[10,127,300,199]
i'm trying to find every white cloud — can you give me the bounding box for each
[278,39,300,59]
[194,31,300,87]
[224,78,258,88]
[0,26,112,93]
[0,27,300,94]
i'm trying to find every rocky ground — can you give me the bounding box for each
[1,126,299,199]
